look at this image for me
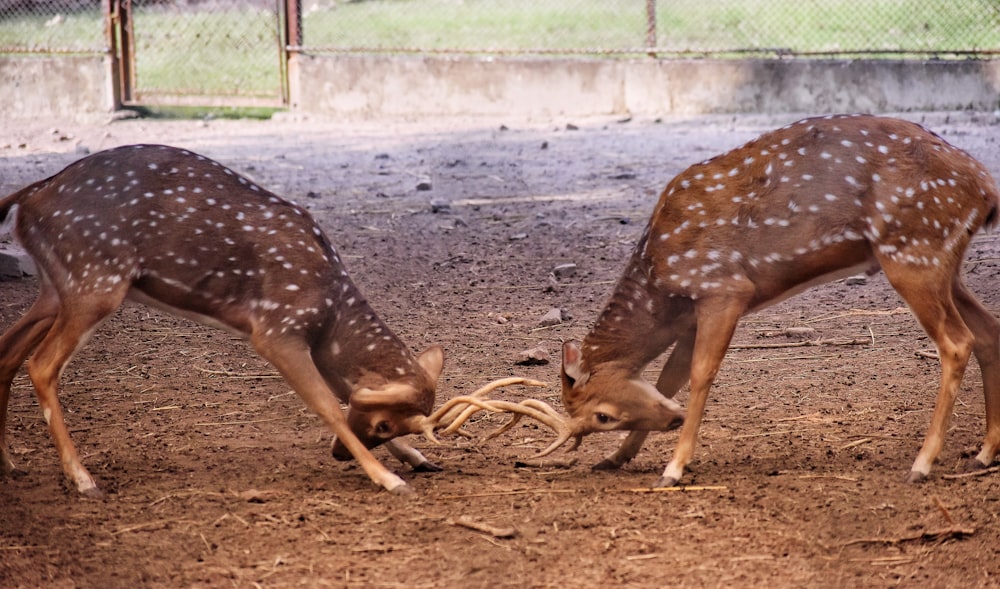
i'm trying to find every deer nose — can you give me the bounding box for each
[330,437,355,461]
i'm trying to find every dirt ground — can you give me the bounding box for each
[1,110,1000,589]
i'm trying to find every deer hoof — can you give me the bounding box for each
[904,470,928,484]
[387,482,415,497]
[591,459,623,471]
[79,484,105,499]
[652,475,679,489]
[411,461,443,473]
[964,457,992,473]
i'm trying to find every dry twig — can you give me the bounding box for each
[941,464,1000,480]
[838,526,975,548]
[627,485,728,493]
[729,338,871,350]
[447,517,518,539]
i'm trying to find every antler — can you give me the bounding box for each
[419,377,578,457]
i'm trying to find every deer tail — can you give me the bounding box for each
[0,177,52,234]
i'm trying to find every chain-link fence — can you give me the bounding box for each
[0,0,104,54]
[4,0,1000,59]
[297,0,1000,58]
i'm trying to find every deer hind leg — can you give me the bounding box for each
[655,299,745,488]
[594,327,696,471]
[0,283,61,476]
[26,289,126,497]
[251,335,410,495]
[951,279,1000,470]
[883,265,975,482]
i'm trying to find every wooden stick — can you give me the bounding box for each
[838,526,975,547]
[932,495,955,526]
[729,337,871,350]
[628,485,728,493]
[941,464,1000,480]
[447,517,518,539]
[440,488,575,500]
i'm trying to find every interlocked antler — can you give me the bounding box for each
[419,377,578,457]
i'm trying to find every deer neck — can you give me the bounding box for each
[316,281,426,404]
[581,243,693,377]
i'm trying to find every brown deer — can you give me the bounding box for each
[0,144,536,497]
[451,115,999,488]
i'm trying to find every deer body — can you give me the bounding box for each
[0,144,444,496]
[561,114,1000,486]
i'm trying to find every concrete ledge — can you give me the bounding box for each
[0,54,114,122]
[0,242,35,279]
[290,54,1000,118]
[2,52,998,121]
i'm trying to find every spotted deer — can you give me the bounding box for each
[548,114,999,487]
[0,144,455,497]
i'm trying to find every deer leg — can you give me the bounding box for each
[0,285,61,476]
[884,268,974,482]
[26,293,123,498]
[655,300,744,488]
[385,438,442,472]
[594,327,696,471]
[252,336,411,495]
[951,279,1000,471]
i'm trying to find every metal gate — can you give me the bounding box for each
[109,0,291,107]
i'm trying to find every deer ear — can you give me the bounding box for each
[350,383,414,411]
[561,341,589,387]
[416,344,444,387]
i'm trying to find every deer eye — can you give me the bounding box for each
[374,421,393,437]
[595,412,612,425]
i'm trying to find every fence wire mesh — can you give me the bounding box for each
[127,0,284,101]
[298,0,1000,58]
[0,0,104,53]
[3,0,1000,58]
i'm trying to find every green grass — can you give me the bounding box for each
[131,6,283,98]
[302,0,1000,56]
[0,11,104,53]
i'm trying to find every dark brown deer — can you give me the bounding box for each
[0,144,466,497]
[455,115,1000,488]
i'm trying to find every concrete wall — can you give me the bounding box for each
[2,53,999,121]
[0,55,114,122]
[290,55,1000,119]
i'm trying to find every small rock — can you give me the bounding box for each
[783,326,817,338]
[416,181,433,191]
[565,123,579,131]
[537,308,564,327]
[845,275,867,286]
[551,263,577,280]
[509,233,528,241]
[430,200,451,214]
[515,346,550,366]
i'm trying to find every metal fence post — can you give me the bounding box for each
[646,0,657,57]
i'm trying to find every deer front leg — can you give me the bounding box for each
[593,328,696,471]
[655,300,743,488]
[879,264,975,482]
[385,438,443,472]
[254,337,411,495]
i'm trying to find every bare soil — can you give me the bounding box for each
[1,111,1000,588]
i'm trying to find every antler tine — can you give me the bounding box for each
[419,377,579,456]
[481,398,567,441]
[420,377,548,444]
